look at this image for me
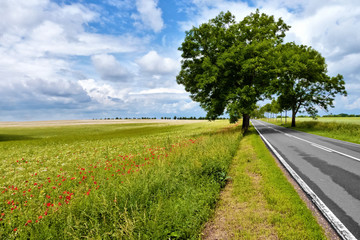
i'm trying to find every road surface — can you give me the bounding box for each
[251,120,360,239]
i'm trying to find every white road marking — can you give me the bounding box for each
[251,120,357,240]
[311,143,333,152]
[256,121,360,163]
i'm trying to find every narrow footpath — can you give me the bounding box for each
[202,128,339,239]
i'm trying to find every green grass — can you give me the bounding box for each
[296,117,360,124]
[0,121,242,239]
[228,128,326,239]
[264,117,360,144]
[1,121,328,239]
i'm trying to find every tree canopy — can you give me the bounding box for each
[177,10,346,130]
[275,42,347,126]
[177,10,289,130]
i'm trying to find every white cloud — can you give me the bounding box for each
[180,101,198,111]
[289,4,360,59]
[160,100,199,114]
[136,50,179,74]
[328,53,360,77]
[107,0,133,9]
[91,54,130,81]
[77,78,201,117]
[1,0,359,120]
[337,96,360,110]
[178,0,252,31]
[0,0,148,120]
[0,1,146,58]
[78,79,129,105]
[129,88,186,95]
[133,0,164,32]
[0,0,48,35]
[346,98,360,110]
[345,83,360,92]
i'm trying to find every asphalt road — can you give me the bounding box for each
[251,120,360,239]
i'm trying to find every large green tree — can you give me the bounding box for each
[275,42,347,127]
[176,10,289,130]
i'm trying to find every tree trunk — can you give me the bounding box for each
[291,108,296,127]
[242,114,250,131]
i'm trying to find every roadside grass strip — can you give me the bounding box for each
[0,121,242,239]
[291,121,360,145]
[264,118,360,145]
[203,127,326,239]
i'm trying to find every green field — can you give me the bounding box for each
[0,121,325,239]
[264,117,360,144]
[263,116,360,124]
[297,117,360,124]
[1,121,241,239]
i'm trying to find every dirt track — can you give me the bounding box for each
[0,119,206,128]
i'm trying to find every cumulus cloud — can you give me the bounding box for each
[106,0,133,9]
[289,4,360,60]
[77,78,201,117]
[0,0,148,120]
[78,79,131,106]
[0,77,90,112]
[179,101,198,111]
[1,0,359,120]
[328,53,360,77]
[345,98,360,110]
[178,0,252,31]
[136,51,179,74]
[0,0,145,60]
[132,0,164,32]
[335,96,360,111]
[91,54,130,81]
[129,88,186,95]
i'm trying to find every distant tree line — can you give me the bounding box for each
[173,116,228,120]
[92,117,229,120]
[322,113,360,117]
[93,117,157,120]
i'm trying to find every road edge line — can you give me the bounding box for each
[252,121,357,240]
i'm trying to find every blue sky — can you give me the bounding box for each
[1,0,359,121]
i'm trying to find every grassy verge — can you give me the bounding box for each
[263,118,360,144]
[0,121,242,239]
[203,127,326,239]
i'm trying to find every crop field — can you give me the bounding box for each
[0,120,328,239]
[0,120,242,239]
[266,116,360,125]
[296,117,360,124]
[264,117,360,144]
